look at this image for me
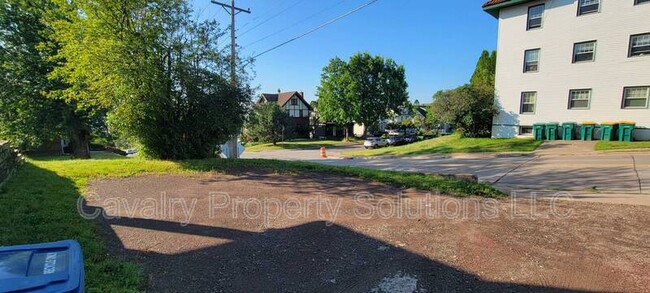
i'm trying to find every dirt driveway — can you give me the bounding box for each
[87,172,650,292]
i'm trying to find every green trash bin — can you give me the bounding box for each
[533,123,545,141]
[580,122,596,141]
[545,122,559,141]
[618,121,636,142]
[600,122,619,141]
[561,122,577,141]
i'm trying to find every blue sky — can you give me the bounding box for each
[190,0,497,103]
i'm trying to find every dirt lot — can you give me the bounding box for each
[87,172,650,292]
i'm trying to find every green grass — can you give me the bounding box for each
[245,139,360,152]
[0,151,502,292]
[595,141,650,151]
[343,134,543,157]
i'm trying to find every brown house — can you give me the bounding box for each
[257,90,313,137]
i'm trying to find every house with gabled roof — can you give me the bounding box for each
[257,90,313,138]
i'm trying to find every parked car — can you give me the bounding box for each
[364,137,388,149]
[386,135,405,146]
[403,136,418,144]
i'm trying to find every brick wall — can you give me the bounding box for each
[0,141,24,188]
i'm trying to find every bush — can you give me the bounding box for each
[428,85,497,138]
[244,103,295,145]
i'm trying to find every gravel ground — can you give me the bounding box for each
[87,172,650,292]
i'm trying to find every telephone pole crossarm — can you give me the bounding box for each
[210,1,251,14]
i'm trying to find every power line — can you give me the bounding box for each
[243,0,347,48]
[238,0,308,37]
[251,0,379,60]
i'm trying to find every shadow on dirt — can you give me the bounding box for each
[91,204,584,292]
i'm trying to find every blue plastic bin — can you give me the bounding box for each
[0,240,84,293]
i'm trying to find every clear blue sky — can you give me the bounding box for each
[190,0,497,103]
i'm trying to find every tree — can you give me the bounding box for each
[49,0,251,159]
[317,53,408,138]
[0,0,101,158]
[244,103,293,145]
[470,50,497,90]
[428,85,497,138]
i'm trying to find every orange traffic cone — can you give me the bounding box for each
[320,147,327,158]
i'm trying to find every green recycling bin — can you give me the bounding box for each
[561,122,577,141]
[600,122,619,141]
[545,122,559,141]
[618,121,636,142]
[533,123,545,141]
[580,122,596,141]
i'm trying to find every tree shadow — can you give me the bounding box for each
[86,201,587,292]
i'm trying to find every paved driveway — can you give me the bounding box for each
[243,142,650,205]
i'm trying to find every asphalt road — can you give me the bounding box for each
[243,142,650,205]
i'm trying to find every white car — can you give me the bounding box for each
[364,137,388,149]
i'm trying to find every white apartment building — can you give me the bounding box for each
[483,0,650,140]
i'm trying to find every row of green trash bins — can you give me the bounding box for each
[533,121,636,141]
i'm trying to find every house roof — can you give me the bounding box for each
[260,91,313,111]
[482,0,536,17]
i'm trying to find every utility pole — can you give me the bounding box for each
[210,0,250,158]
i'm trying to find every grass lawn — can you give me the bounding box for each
[0,152,502,292]
[245,139,360,152]
[343,134,543,157]
[595,141,650,151]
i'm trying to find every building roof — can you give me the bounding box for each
[259,91,313,110]
[483,0,536,17]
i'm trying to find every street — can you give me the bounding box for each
[243,141,650,205]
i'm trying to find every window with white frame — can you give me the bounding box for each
[524,49,540,72]
[573,41,596,63]
[578,0,600,15]
[568,89,591,109]
[629,33,650,57]
[622,87,650,109]
[527,4,544,30]
[520,92,537,114]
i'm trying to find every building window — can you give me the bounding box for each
[629,33,650,57]
[635,0,650,5]
[290,97,298,105]
[568,89,591,109]
[303,110,309,117]
[523,49,540,72]
[519,126,533,135]
[527,4,544,30]
[520,92,537,114]
[622,86,650,109]
[573,41,596,63]
[578,0,600,15]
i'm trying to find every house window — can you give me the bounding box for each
[519,126,533,135]
[520,92,537,114]
[622,86,650,109]
[573,41,596,63]
[635,0,650,5]
[568,89,591,109]
[303,110,309,117]
[527,4,544,30]
[629,33,650,57]
[523,49,540,72]
[578,0,600,15]
[290,97,298,105]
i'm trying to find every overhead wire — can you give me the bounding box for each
[238,0,308,36]
[242,0,348,48]
[249,0,379,60]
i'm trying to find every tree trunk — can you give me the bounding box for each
[70,128,91,159]
[344,125,350,141]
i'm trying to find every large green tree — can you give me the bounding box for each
[0,0,100,157]
[49,0,251,159]
[244,103,293,145]
[428,85,497,138]
[470,50,497,90]
[317,53,408,138]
